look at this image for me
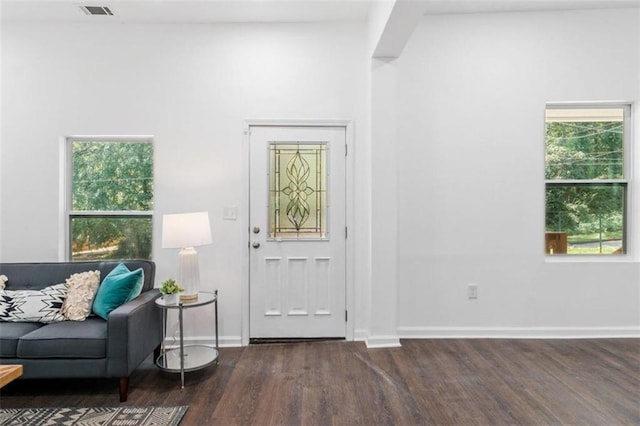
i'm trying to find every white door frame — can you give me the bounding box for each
[242,119,355,346]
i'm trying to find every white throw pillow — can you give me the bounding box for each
[61,270,100,321]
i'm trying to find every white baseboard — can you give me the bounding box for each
[161,327,639,350]
[354,328,369,342]
[365,335,402,348]
[353,328,402,348]
[397,326,640,339]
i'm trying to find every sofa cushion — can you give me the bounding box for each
[17,317,107,359]
[0,283,67,323]
[92,263,143,320]
[0,322,43,357]
[61,270,100,321]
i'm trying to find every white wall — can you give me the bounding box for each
[2,7,638,345]
[368,57,401,347]
[395,8,640,337]
[0,22,368,344]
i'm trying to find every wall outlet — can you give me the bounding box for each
[468,283,478,299]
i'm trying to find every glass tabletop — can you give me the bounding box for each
[155,291,217,309]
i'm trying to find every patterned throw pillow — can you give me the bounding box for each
[0,283,68,323]
[61,270,100,321]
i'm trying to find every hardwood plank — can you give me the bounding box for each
[1,339,638,425]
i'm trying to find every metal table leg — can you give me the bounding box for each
[179,302,184,389]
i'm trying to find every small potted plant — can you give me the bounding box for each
[159,278,183,305]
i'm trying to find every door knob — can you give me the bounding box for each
[252,242,261,249]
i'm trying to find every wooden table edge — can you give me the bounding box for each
[0,364,23,388]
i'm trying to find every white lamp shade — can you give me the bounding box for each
[162,212,212,249]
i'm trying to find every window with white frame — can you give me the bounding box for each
[67,137,154,261]
[545,104,630,255]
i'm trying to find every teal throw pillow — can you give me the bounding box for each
[92,263,144,320]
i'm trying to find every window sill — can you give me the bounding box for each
[545,255,638,264]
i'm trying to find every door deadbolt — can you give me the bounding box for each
[253,226,260,234]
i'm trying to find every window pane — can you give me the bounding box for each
[545,184,625,255]
[545,108,624,180]
[72,141,154,211]
[71,216,152,260]
[269,143,327,240]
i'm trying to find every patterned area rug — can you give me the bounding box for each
[0,406,188,426]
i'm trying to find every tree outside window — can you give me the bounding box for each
[69,138,153,260]
[545,105,628,255]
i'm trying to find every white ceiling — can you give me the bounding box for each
[0,0,372,24]
[1,0,638,24]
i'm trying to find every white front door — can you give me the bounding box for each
[249,125,346,339]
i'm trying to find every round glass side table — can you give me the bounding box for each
[155,290,219,388]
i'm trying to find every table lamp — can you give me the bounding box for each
[162,212,212,300]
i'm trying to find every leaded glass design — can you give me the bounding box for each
[269,143,327,240]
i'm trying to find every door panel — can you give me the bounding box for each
[249,126,346,338]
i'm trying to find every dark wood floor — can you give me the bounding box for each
[2,339,639,425]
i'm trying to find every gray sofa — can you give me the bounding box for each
[0,260,162,402]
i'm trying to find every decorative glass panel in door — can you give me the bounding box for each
[269,143,327,240]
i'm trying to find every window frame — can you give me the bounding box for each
[64,135,154,261]
[544,102,632,258]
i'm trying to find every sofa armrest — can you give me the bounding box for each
[106,289,162,377]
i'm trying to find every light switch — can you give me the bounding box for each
[223,206,238,220]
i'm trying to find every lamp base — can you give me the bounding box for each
[177,247,201,300]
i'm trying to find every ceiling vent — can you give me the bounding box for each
[80,6,114,16]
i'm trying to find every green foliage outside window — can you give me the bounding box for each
[71,140,153,260]
[545,121,623,180]
[545,108,626,255]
